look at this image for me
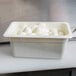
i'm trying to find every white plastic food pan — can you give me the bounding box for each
[3,22,72,59]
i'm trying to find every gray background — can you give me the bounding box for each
[0,0,76,42]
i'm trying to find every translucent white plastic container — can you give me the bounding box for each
[3,22,72,59]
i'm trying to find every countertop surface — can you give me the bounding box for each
[0,41,76,74]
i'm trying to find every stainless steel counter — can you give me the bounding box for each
[0,41,76,74]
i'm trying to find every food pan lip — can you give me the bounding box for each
[3,35,73,39]
[3,21,73,39]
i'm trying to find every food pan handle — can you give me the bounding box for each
[69,27,76,41]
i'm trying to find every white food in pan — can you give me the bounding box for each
[16,23,65,36]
